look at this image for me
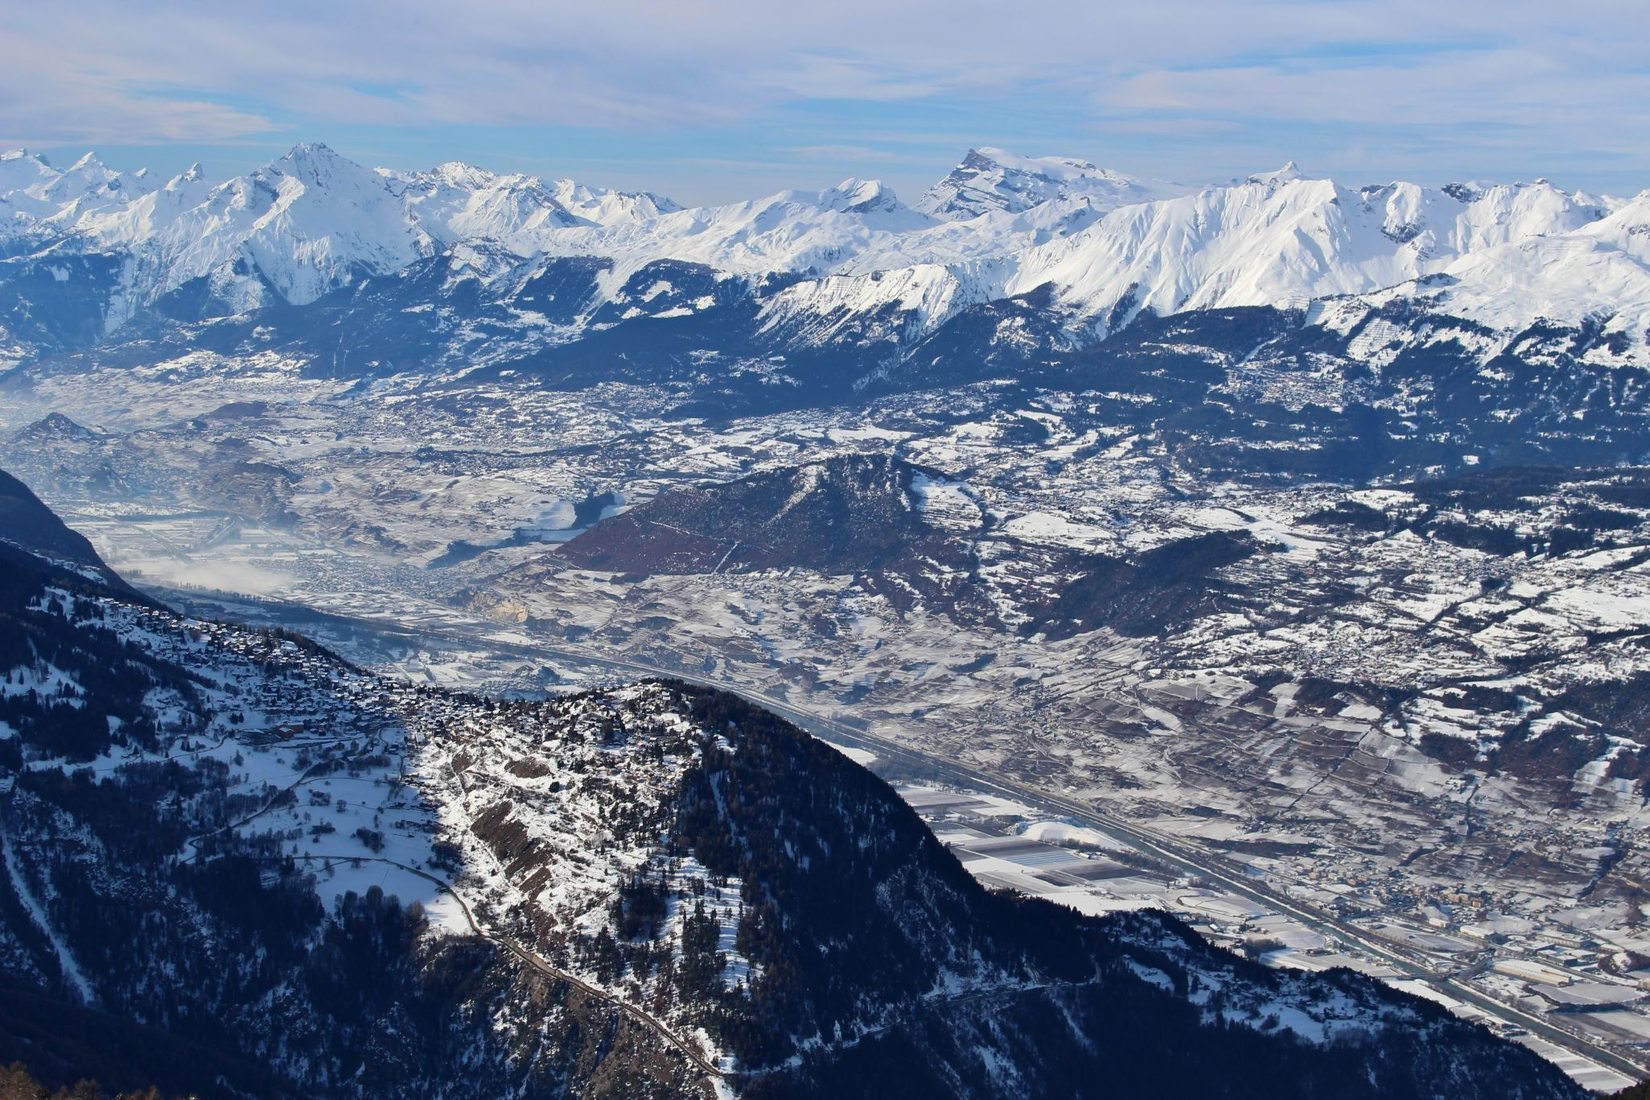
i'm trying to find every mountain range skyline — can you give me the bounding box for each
[5,138,1645,370]
[7,138,1643,214]
[6,0,1648,205]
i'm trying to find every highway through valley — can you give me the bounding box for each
[492,637,1650,1084]
[152,585,1650,1084]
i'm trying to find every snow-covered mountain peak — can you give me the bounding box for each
[385,160,684,245]
[1559,188,1650,258]
[50,151,153,199]
[550,178,681,224]
[971,146,1133,185]
[53,142,434,316]
[231,143,416,237]
[1246,161,1308,186]
[1401,195,1650,348]
[0,149,56,182]
[821,176,906,216]
[0,150,60,199]
[0,150,156,235]
[259,141,369,192]
[279,140,342,162]
[975,146,1080,167]
[988,159,1649,344]
[918,145,1188,221]
[415,160,507,190]
[391,161,589,249]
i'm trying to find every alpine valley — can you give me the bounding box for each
[3,142,1650,1096]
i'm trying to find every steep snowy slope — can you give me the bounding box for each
[0,465,151,604]
[1407,190,1650,344]
[73,142,432,315]
[550,177,682,225]
[0,151,61,209]
[0,150,154,247]
[387,161,591,248]
[754,263,990,351]
[1005,170,1621,333]
[29,153,155,228]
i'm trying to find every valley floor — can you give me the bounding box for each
[5,367,1650,1090]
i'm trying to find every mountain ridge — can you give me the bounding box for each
[2,142,1643,378]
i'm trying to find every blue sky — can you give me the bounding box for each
[5,0,1648,204]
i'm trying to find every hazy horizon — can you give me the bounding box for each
[4,0,1648,206]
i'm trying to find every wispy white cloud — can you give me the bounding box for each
[2,0,1646,196]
